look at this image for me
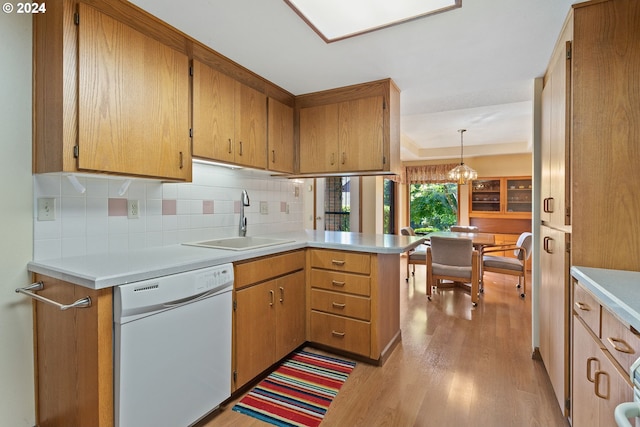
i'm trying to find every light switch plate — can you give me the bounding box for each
[260,201,268,215]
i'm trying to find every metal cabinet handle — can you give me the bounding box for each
[279,286,284,303]
[332,302,346,309]
[587,357,599,382]
[594,370,609,399]
[15,282,92,311]
[269,290,274,306]
[331,259,346,266]
[331,330,345,338]
[331,280,345,287]
[239,141,243,156]
[271,150,276,163]
[179,151,184,169]
[330,153,335,165]
[228,138,232,154]
[341,152,346,165]
[575,301,591,311]
[543,236,554,254]
[543,197,554,213]
[608,337,635,354]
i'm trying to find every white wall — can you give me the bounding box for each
[0,11,36,427]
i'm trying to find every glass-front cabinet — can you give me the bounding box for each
[470,176,532,218]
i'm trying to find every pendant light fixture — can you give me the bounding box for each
[448,129,477,185]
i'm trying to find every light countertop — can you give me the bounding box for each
[571,266,640,332]
[28,230,425,289]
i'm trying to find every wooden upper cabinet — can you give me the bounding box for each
[267,98,294,173]
[192,59,267,169]
[192,60,235,163]
[77,4,190,180]
[297,79,400,175]
[299,103,341,173]
[33,1,191,181]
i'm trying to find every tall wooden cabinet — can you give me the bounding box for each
[34,0,192,181]
[540,0,640,422]
[296,79,401,175]
[267,97,295,173]
[192,59,268,169]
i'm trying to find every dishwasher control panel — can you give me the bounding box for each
[195,265,234,293]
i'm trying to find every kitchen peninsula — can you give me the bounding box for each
[25,231,424,427]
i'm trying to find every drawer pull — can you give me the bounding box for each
[331,259,346,266]
[279,287,284,303]
[331,330,345,338]
[608,337,635,354]
[332,302,346,309]
[587,357,599,382]
[594,370,609,399]
[574,301,591,311]
[331,280,345,287]
[269,290,274,306]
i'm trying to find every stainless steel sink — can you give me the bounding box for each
[183,236,295,251]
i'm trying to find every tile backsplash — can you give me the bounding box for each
[33,163,304,260]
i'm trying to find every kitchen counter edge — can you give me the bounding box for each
[28,231,426,290]
[571,266,640,333]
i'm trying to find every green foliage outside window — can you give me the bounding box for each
[410,183,458,232]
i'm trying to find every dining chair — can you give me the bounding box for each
[481,232,533,298]
[400,227,427,282]
[450,225,479,232]
[426,236,479,307]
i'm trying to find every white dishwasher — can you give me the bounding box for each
[114,263,233,427]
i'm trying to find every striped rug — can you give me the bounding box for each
[232,350,356,427]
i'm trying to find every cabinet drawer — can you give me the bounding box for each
[309,249,371,275]
[235,250,305,289]
[602,308,640,372]
[310,269,370,296]
[310,311,370,357]
[310,289,370,321]
[574,281,601,336]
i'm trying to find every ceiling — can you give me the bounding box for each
[130,0,577,162]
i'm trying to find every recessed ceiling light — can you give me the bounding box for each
[285,0,461,43]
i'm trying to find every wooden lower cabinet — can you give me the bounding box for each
[233,251,306,390]
[32,274,113,427]
[306,248,400,363]
[572,315,633,426]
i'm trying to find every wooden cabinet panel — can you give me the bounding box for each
[78,4,190,180]
[192,60,235,162]
[309,249,371,275]
[267,98,295,173]
[275,271,306,360]
[310,311,371,356]
[539,226,570,416]
[297,79,400,175]
[310,289,371,321]
[233,250,305,390]
[33,274,113,427]
[299,103,340,173]
[309,269,371,296]
[339,96,384,171]
[192,59,267,169]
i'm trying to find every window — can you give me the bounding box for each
[325,177,351,231]
[383,178,396,234]
[409,183,457,233]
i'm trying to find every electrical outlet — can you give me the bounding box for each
[260,201,268,215]
[127,199,139,219]
[37,198,56,221]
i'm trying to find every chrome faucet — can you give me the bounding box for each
[239,190,250,236]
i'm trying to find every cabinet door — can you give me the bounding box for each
[275,271,306,360]
[541,38,571,226]
[78,4,190,180]
[572,315,603,426]
[299,104,340,173]
[339,96,384,171]
[234,280,276,390]
[192,60,235,162]
[234,82,267,168]
[539,226,570,415]
[267,98,294,173]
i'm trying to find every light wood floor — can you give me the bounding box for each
[200,261,569,427]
